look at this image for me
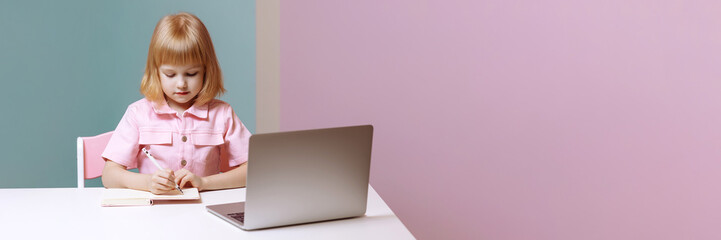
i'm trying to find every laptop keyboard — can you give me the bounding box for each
[228,212,245,223]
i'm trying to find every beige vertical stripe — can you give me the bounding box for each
[256,0,280,133]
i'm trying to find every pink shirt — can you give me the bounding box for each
[102,98,251,177]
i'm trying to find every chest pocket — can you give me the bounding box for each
[139,128,173,145]
[192,132,225,146]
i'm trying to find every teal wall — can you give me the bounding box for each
[0,0,255,188]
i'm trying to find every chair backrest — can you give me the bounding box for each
[77,131,113,188]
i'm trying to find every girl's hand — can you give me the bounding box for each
[148,169,178,195]
[175,168,206,191]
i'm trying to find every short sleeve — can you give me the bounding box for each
[220,106,252,167]
[101,105,140,168]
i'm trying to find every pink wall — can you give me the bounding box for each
[280,1,721,239]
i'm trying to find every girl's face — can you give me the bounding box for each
[159,63,204,112]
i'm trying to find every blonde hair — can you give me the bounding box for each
[140,12,225,106]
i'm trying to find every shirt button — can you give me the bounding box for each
[181,159,187,166]
[181,135,187,142]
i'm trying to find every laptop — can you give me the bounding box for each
[206,125,374,230]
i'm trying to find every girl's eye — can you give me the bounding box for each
[186,72,198,77]
[165,73,176,78]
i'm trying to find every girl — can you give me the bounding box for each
[101,12,251,194]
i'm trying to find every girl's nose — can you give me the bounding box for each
[177,79,188,89]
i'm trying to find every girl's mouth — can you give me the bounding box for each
[175,91,189,95]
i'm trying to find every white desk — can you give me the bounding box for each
[0,186,414,239]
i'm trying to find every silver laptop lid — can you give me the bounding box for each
[243,125,373,230]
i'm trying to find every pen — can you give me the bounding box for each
[141,147,184,194]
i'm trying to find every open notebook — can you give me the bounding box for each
[101,188,200,207]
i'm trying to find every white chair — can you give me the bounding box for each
[77,131,113,188]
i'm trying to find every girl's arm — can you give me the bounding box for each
[102,160,149,190]
[202,162,248,190]
[175,162,248,191]
[102,160,178,194]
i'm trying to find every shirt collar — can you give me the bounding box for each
[185,101,209,118]
[151,98,209,119]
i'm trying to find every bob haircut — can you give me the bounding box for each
[140,12,225,107]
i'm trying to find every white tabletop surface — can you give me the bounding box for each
[0,185,414,239]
